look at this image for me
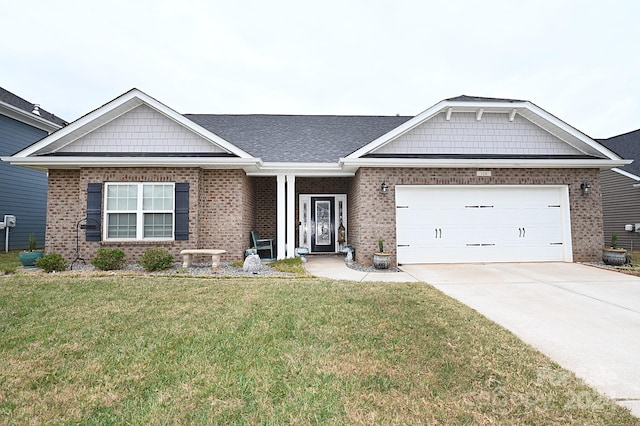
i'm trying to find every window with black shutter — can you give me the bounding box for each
[174,183,189,240]
[86,183,102,241]
[88,182,189,241]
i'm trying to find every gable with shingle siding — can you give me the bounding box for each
[372,112,584,156]
[57,105,227,154]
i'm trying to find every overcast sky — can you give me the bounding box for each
[2,0,638,139]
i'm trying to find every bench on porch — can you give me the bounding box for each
[180,249,227,269]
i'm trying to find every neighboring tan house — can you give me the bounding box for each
[2,89,629,266]
[0,87,67,250]
[598,129,640,251]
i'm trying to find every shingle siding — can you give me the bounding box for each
[374,112,584,156]
[0,114,48,250]
[601,169,640,251]
[59,105,226,154]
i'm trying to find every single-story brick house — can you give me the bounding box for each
[2,89,630,266]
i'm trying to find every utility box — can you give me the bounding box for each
[635,223,640,233]
[4,215,16,228]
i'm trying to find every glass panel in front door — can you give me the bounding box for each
[311,197,335,252]
[315,201,331,246]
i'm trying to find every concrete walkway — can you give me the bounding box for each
[303,255,419,282]
[304,257,640,417]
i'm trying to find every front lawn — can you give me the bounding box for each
[0,274,635,424]
[0,250,20,274]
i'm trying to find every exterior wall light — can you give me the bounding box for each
[580,181,591,195]
[380,180,389,195]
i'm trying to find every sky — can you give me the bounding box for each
[1,0,639,139]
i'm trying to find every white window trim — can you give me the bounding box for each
[103,182,176,241]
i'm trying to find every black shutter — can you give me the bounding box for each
[175,183,189,240]
[86,183,102,241]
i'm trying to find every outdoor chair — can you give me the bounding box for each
[251,230,275,259]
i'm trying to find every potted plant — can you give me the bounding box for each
[19,233,44,267]
[602,232,627,266]
[373,238,391,269]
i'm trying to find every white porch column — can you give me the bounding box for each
[276,174,286,260]
[286,174,296,258]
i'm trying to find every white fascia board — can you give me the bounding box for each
[135,90,255,159]
[0,101,63,132]
[0,156,262,172]
[346,97,623,161]
[247,162,355,177]
[345,100,447,159]
[346,99,532,160]
[339,157,632,169]
[13,89,254,159]
[520,102,622,160]
[611,167,640,181]
[14,93,144,157]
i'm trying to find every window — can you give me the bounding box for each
[105,183,175,240]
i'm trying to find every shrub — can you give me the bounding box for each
[28,233,37,252]
[91,248,126,271]
[140,247,175,272]
[35,252,68,273]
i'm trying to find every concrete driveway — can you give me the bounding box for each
[401,262,640,417]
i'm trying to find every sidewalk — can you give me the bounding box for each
[303,255,418,282]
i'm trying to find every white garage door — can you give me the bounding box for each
[396,185,573,264]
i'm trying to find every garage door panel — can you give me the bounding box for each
[395,185,572,264]
[397,207,476,225]
[398,244,565,264]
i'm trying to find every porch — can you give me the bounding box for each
[252,176,352,259]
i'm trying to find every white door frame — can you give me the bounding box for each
[299,194,347,253]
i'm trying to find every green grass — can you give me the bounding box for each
[0,250,20,274]
[0,274,636,425]
[268,257,307,275]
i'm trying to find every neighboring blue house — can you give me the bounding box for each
[0,87,67,250]
[598,129,640,251]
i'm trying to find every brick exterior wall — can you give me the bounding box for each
[46,168,253,264]
[349,167,603,267]
[255,177,276,242]
[198,169,255,260]
[46,169,81,256]
[46,166,603,268]
[242,174,257,252]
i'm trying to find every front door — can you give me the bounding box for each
[311,197,335,252]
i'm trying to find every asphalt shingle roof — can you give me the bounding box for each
[185,114,413,162]
[0,87,67,127]
[597,129,640,177]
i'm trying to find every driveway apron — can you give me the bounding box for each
[401,262,640,417]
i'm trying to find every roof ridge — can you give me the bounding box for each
[0,86,68,126]
[597,128,640,142]
[184,113,413,118]
[445,94,527,103]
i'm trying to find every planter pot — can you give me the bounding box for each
[296,247,309,263]
[19,251,44,268]
[373,252,391,269]
[602,248,627,266]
